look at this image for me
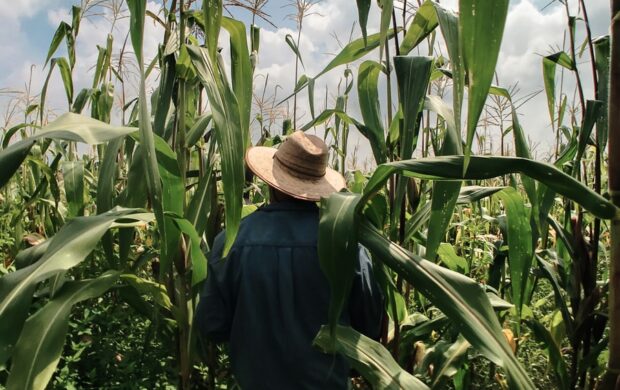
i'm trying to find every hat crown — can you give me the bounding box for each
[274,131,328,179]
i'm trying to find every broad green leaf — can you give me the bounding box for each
[357,61,387,164]
[6,271,120,390]
[356,0,371,46]
[542,57,557,128]
[378,0,393,60]
[0,113,135,190]
[424,96,463,260]
[399,0,438,55]
[44,22,70,66]
[188,45,244,255]
[314,325,429,389]
[593,36,609,150]
[222,17,252,148]
[576,100,603,163]
[61,161,85,218]
[434,3,464,137]
[316,29,398,79]
[0,139,36,189]
[318,192,360,338]
[359,221,535,389]
[126,0,146,63]
[168,215,208,286]
[394,56,433,160]
[97,137,124,264]
[360,156,616,220]
[393,56,433,241]
[460,0,509,171]
[55,57,74,105]
[203,0,223,61]
[187,114,212,147]
[0,208,151,365]
[437,243,469,273]
[186,140,216,237]
[497,187,532,324]
[285,34,305,69]
[153,55,176,137]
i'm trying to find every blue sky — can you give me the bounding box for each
[0,0,611,164]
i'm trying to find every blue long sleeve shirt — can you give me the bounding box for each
[195,199,384,389]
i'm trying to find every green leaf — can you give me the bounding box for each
[318,192,360,338]
[55,57,74,105]
[316,29,398,79]
[460,0,509,171]
[285,34,305,69]
[222,17,252,148]
[360,156,616,220]
[378,0,393,61]
[44,22,70,66]
[187,45,244,255]
[359,221,535,389]
[314,325,429,389]
[423,95,463,260]
[576,100,603,163]
[0,113,135,190]
[496,187,532,324]
[430,336,470,387]
[356,0,371,46]
[61,161,85,218]
[434,3,464,137]
[168,216,208,286]
[593,36,609,150]
[437,243,469,273]
[394,56,433,160]
[126,0,146,63]
[0,208,152,365]
[203,0,223,61]
[187,114,212,147]
[399,0,438,55]
[357,61,387,164]
[6,271,120,390]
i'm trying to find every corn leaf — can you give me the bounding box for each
[0,208,151,365]
[61,161,85,218]
[357,61,387,164]
[496,187,532,324]
[359,221,535,389]
[222,17,252,148]
[360,156,616,220]
[356,0,371,46]
[399,0,438,55]
[318,192,360,339]
[6,271,120,390]
[314,325,429,389]
[187,45,244,255]
[460,0,509,171]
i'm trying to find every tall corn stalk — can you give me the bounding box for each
[601,0,620,388]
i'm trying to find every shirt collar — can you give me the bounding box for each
[261,199,319,212]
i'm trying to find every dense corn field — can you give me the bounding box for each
[0,0,619,388]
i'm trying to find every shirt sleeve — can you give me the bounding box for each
[194,232,233,343]
[348,245,384,340]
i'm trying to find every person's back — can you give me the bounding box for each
[197,199,351,389]
[195,131,383,389]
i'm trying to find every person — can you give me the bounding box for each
[195,131,384,389]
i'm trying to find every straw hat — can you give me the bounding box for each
[245,131,346,202]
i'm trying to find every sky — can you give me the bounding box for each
[0,0,612,166]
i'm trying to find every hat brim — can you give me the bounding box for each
[245,146,346,202]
